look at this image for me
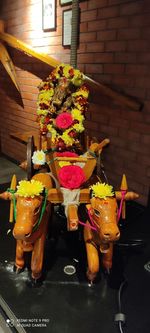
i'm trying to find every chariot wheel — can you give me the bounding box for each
[27,136,35,180]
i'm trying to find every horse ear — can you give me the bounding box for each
[115,174,128,201]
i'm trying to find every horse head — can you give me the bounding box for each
[13,194,44,240]
[0,173,53,241]
[88,196,120,243]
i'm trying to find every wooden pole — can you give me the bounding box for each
[0,20,20,91]
[0,42,20,91]
[70,0,79,68]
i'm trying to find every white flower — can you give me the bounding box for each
[32,150,46,165]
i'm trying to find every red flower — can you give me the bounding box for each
[55,112,73,129]
[56,151,78,157]
[40,125,48,134]
[69,68,74,77]
[56,139,66,150]
[68,130,77,138]
[44,116,51,124]
[58,165,85,189]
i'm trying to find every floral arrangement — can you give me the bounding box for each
[90,183,114,199]
[16,180,44,198]
[37,64,89,152]
[58,165,86,189]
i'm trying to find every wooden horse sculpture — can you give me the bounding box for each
[0,173,53,282]
[83,180,139,283]
[20,137,110,232]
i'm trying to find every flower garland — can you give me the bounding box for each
[37,64,89,152]
[90,183,114,199]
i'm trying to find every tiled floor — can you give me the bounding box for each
[0,155,26,184]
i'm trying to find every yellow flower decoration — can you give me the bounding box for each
[37,100,49,108]
[61,132,74,146]
[47,124,57,142]
[16,180,44,198]
[73,123,84,133]
[73,101,83,111]
[50,67,61,79]
[63,65,73,78]
[71,108,84,122]
[38,89,54,102]
[72,69,83,86]
[72,89,89,99]
[37,109,49,116]
[90,183,114,199]
[59,161,71,168]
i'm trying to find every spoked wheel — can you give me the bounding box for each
[27,136,35,180]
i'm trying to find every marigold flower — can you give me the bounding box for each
[90,183,114,199]
[37,109,49,116]
[56,113,73,129]
[61,132,74,146]
[38,89,54,102]
[16,180,44,198]
[71,108,84,122]
[73,123,84,133]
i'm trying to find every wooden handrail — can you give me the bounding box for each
[0,29,143,111]
[0,31,60,68]
[84,75,142,111]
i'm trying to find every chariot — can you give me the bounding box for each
[0,37,140,283]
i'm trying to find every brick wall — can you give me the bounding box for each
[0,0,150,205]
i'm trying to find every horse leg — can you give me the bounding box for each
[31,231,46,280]
[102,243,113,273]
[84,222,99,282]
[85,241,99,282]
[14,240,25,273]
[31,203,51,281]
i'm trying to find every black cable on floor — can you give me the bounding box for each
[114,238,145,333]
[114,279,127,333]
